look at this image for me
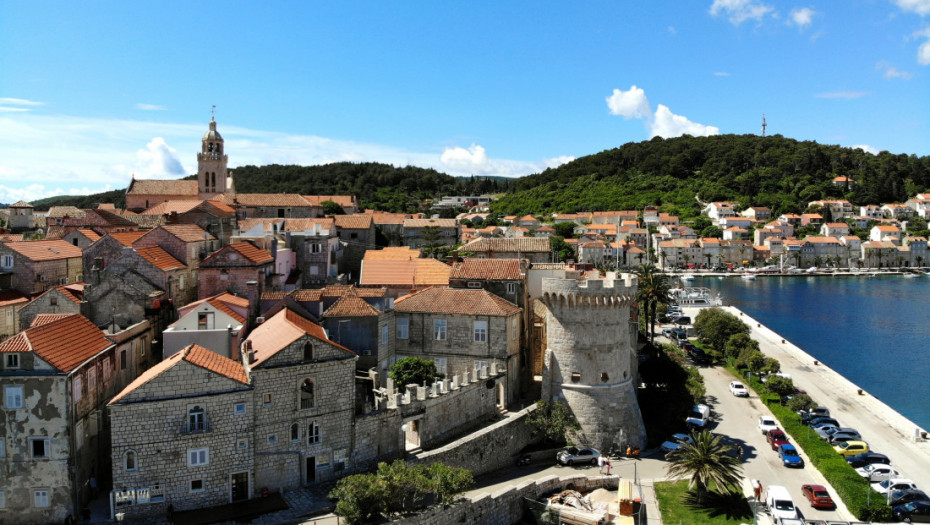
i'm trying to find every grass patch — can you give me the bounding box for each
[724,364,893,522]
[655,479,753,525]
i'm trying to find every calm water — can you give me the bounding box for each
[689,274,930,429]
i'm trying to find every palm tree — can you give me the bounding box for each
[666,430,744,506]
[634,264,672,345]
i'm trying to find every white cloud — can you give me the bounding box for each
[895,0,930,16]
[543,156,575,169]
[135,103,167,111]
[714,71,732,77]
[709,0,775,25]
[0,97,44,113]
[789,7,815,28]
[133,137,186,178]
[605,85,652,119]
[0,107,30,113]
[651,105,720,138]
[852,144,879,155]
[440,144,491,174]
[876,60,914,79]
[917,27,930,65]
[813,90,867,99]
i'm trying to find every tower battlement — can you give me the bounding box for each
[541,273,637,307]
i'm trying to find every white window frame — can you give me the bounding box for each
[433,319,447,341]
[33,489,50,508]
[474,320,488,343]
[507,282,516,294]
[187,448,209,467]
[0,255,12,269]
[30,438,50,459]
[434,357,447,377]
[73,376,82,402]
[396,318,409,340]
[4,353,18,369]
[4,385,23,409]
[381,325,388,345]
[308,422,321,445]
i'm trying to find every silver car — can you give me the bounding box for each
[556,446,601,466]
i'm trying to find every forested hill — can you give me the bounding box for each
[489,134,930,218]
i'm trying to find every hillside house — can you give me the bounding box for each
[0,240,84,296]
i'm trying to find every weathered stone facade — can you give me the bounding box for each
[0,240,84,296]
[540,274,647,451]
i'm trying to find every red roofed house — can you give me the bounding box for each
[392,287,522,405]
[162,293,249,359]
[320,289,388,371]
[0,314,142,523]
[198,241,275,300]
[15,284,83,331]
[133,224,218,269]
[0,289,29,339]
[0,239,84,296]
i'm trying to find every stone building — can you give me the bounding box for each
[62,228,102,249]
[218,193,323,220]
[16,284,83,331]
[460,237,552,263]
[538,274,646,452]
[0,314,147,524]
[0,239,84,296]
[321,290,389,372]
[134,224,218,271]
[391,287,521,405]
[162,293,248,360]
[358,254,451,298]
[6,200,35,233]
[402,218,459,251]
[0,289,29,340]
[198,241,274,299]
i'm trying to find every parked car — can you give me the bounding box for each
[829,431,864,445]
[767,429,791,451]
[799,407,830,424]
[874,478,918,496]
[758,416,778,435]
[813,425,840,439]
[671,327,687,340]
[810,417,840,429]
[686,404,711,429]
[556,446,600,466]
[661,433,694,454]
[801,484,835,510]
[845,452,891,469]
[892,500,930,523]
[674,316,692,325]
[729,381,749,397]
[889,488,930,507]
[834,441,870,457]
[856,463,901,482]
[662,328,674,338]
[779,444,804,467]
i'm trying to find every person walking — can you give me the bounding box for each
[605,457,612,476]
[598,454,606,474]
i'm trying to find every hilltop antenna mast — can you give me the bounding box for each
[761,114,767,137]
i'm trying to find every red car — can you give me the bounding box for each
[766,429,790,451]
[801,484,835,509]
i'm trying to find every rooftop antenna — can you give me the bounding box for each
[761,114,767,137]
[211,105,216,121]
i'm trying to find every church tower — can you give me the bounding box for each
[197,114,231,200]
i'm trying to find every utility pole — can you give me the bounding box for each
[761,114,767,137]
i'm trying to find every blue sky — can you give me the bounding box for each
[1,1,928,203]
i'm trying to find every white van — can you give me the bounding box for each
[765,485,799,523]
[685,404,710,428]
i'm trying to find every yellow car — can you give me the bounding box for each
[834,440,869,457]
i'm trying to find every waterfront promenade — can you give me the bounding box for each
[718,306,930,491]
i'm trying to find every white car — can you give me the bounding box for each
[759,416,778,435]
[729,381,749,397]
[872,478,918,495]
[856,464,900,482]
[660,433,694,454]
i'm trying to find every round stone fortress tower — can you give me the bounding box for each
[540,273,647,452]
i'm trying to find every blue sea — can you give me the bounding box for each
[689,274,930,429]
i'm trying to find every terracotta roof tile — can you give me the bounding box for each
[140,200,202,215]
[302,195,356,207]
[232,193,316,207]
[77,229,102,242]
[109,344,248,404]
[161,224,215,243]
[450,258,523,280]
[333,215,373,229]
[261,291,290,301]
[404,218,457,228]
[289,289,324,301]
[5,239,83,261]
[394,287,520,316]
[283,218,334,232]
[119,213,166,229]
[363,247,421,260]
[0,314,111,373]
[9,200,33,208]
[48,206,85,218]
[128,179,199,196]
[461,237,550,253]
[0,289,29,307]
[248,308,354,366]
[108,231,149,247]
[360,258,451,287]
[229,241,274,264]
[323,293,381,317]
[136,246,186,271]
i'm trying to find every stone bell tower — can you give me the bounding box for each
[197,110,231,200]
[540,272,647,452]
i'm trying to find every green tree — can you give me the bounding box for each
[786,394,816,413]
[553,221,578,238]
[389,357,444,387]
[635,264,672,344]
[329,473,387,524]
[765,375,795,397]
[525,400,581,444]
[694,308,750,352]
[321,200,346,215]
[666,430,744,506]
[420,225,445,259]
[428,462,474,506]
[701,225,723,238]
[723,333,759,361]
[550,236,575,262]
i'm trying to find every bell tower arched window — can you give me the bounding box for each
[300,379,314,409]
[125,450,137,471]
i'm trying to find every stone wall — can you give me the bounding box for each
[392,473,619,525]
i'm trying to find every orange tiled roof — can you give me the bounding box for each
[109,344,248,404]
[283,218,334,232]
[237,218,279,233]
[302,195,356,207]
[228,242,274,264]
[31,284,84,306]
[248,308,354,366]
[140,200,202,215]
[160,224,215,243]
[404,218,457,228]
[806,236,839,244]
[450,258,523,280]
[333,215,373,229]
[0,289,29,307]
[323,293,381,317]
[118,213,166,229]
[360,258,451,287]
[289,289,324,302]
[461,237,550,253]
[108,231,148,247]
[0,314,111,373]
[9,200,32,208]
[48,206,85,218]
[77,229,102,242]
[137,246,186,271]
[0,234,24,243]
[4,239,83,261]
[128,179,199,196]
[231,193,315,207]
[394,287,520,316]
[363,247,421,260]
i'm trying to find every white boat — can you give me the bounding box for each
[903,273,918,278]
[806,267,818,274]
[680,273,696,281]
[740,273,756,281]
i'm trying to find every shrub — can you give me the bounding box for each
[694,308,750,352]
[389,357,444,387]
[765,375,795,397]
[786,394,816,413]
[525,401,580,444]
